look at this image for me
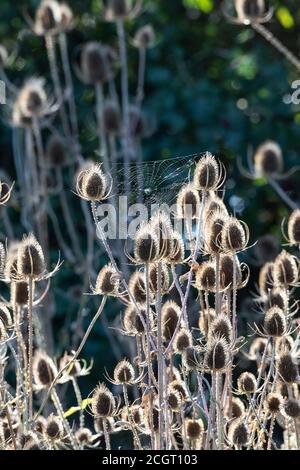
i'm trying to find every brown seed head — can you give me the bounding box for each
[254,141,283,177]
[194,153,220,191]
[92,383,116,418]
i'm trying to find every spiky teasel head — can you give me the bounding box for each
[199,308,217,337]
[234,0,268,23]
[284,399,300,419]
[228,419,248,447]
[59,353,82,378]
[150,212,174,260]
[273,250,299,287]
[195,260,216,292]
[15,79,48,119]
[183,347,201,370]
[161,300,180,342]
[46,134,66,168]
[209,313,232,344]
[287,209,300,246]
[205,210,228,255]
[94,264,120,296]
[176,183,200,219]
[17,234,45,280]
[193,153,222,191]
[265,393,283,415]
[165,231,185,265]
[113,359,135,385]
[76,163,110,202]
[134,223,160,264]
[248,337,270,361]
[59,2,73,32]
[259,262,274,296]
[225,397,245,420]
[75,428,93,446]
[128,270,147,306]
[103,101,121,135]
[149,262,170,295]
[185,418,204,441]
[204,193,228,218]
[174,329,192,354]
[237,372,257,394]
[170,379,188,400]
[219,254,243,291]
[3,242,20,281]
[254,141,283,178]
[266,287,288,312]
[263,306,287,338]
[0,304,12,329]
[205,335,229,372]
[33,350,58,389]
[254,234,279,263]
[34,416,47,435]
[133,25,155,49]
[167,386,182,412]
[123,305,153,335]
[105,0,140,21]
[22,433,41,450]
[34,0,62,35]
[221,216,249,253]
[44,414,63,441]
[277,335,294,354]
[80,42,117,85]
[11,281,31,307]
[92,383,116,418]
[277,353,298,384]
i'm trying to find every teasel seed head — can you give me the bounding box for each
[254,141,283,178]
[195,260,216,292]
[219,254,242,291]
[80,42,117,85]
[273,250,299,287]
[183,347,201,370]
[22,434,41,450]
[45,414,63,440]
[174,328,192,353]
[123,305,153,335]
[133,25,155,49]
[162,300,180,342]
[205,335,229,371]
[170,380,188,400]
[34,0,62,35]
[176,183,200,219]
[284,399,300,418]
[17,234,45,280]
[266,287,288,312]
[209,313,232,344]
[221,217,248,253]
[103,101,121,135]
[75,428,93,445]
[46,134,66,167]
[277,335,294,353]
[95,264,120,296]
[205,211,228,254]
[145,406,159,433]
[34,416,47,434]
[165,231,185,265]
[277,353,298,384]
[237,372,257,394]
[76,163,109,202]
[167,388,182,411]
[92,383,116,418]
[134,224,160,263]
[106,0,133,19]
[16,79,48,119]
[235,0,267,23]
[254,234,280,263]
[248,337,270,361]
[11,281,31,306]
[259,262,274,295]
[194,153,221,191]
[149,262,170,295]
[128,271,147,306]
[59,353,82,378]
[228,420,248,447]
[225,397,245,420]
[33,351,58,388]
[277,382,299,400]
[287,209,300,245]
[266,393,283,415]
[204,194,228,217]
[150,212,174,260]
[59,2,73,32]
[185,418,204,441]
[113,359,135,384]
[264,306,287,337]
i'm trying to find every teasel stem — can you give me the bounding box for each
[294,418,300,450]
[205,373,216,450]
[102,418,111,450]
[7,341,29,432]
[27,278,34,426]
[180,408,188,450]
[136,46,146,106]
[215,253,221,315]
[215,372,224,450]
[156,261,165,450]
[116,18,131,194]
[145,262,155,450]
[268,178,298,211]
[51,387,79,449]
[47,204,75,263]
[267,414,276,450]
[122,384,142,450]
[72,377,84,429]
[232,256,237,341]
[163,360,170,449]
[5,406,17,450]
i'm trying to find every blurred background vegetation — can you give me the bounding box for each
[1,0,300,418]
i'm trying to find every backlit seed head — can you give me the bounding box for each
[46,134,66,167]
[95,264,120,296]
[150,212,174,259]
[166,231,185,265]
[195,261,216,292]
[17,234,45,280]
[76,163,108,202]
[45,414,63,440]
[149,262,170,295]
[225,397,245,420]
[22,434,41,450]
[103,101,121,135]
[237,372,257,394]
[16,79,48,119]
[278,353,298,384]
[121,405,143,426]
[75,428,93,445]
[277,335,294,353]
[80,42,117,85]
[11,281,31,306]
[174,329,192,353]
[284,399,300,418]
[128,271,147,306]
[34,416,47,434]
[59,353,82,378]
[266,393,283,415]
[248,337,270,361]
[235,0,267,22]
[273,250,299,286]
[183,347,201,370]
[205,336,229,371]
[254,141,283,177]
[204,194,228,218]
[185,418,204,441]
[167,389,182,411]
[170,380,188,400]
[162,300,180,342]
[264,306,286,337]
[259,262,274,295]
[176,183,200,219]
[33,351,58,388]
[59,3,73,31]
[113,359,135,384]
[34,0,61,35]
[106,0,132,19]
[134,225,160,263]
[199,308,217,337]
[228,420,248,447]
[194,153,220,191]
[288,209,300,245]
[4,242,20,280]
[220,254,242,291]
[205,211,228,254]
[123,305,152,335]
[145,406,159,433]
[209,314,232,344]
[92,383,116,418]
[129,106,146,139]
[266,288,288,312]
[133,25,155,49]
[254,234,280,263]
[221,217,248,252]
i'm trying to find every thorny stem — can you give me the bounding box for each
[267,414,276,450]
[145,263,155,450]
[27,278,34,426]
[122,384,142,450]
[72,377,84,429]
[156,261,165,450]
[102,418,111,450]
[51,387,79,449]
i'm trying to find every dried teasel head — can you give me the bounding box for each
[193,153,222,191]
[75,428,93,446]
[128,271,147,306]
[174,328,192,354]
[59,353,82,378]
[162,300,181,342]
[17,234,45,280]
[170,379,188,400]
[113,359,135,385]
[209,313,232,344]
[284,399,300,419]
[205,335,229,372]
[237,372,257,394]
[288,209,300,246]
[221,216,248,253]
[273,250,299,287]
[254,141,283,178]
[121,405,144,427]
[34,416,47,435]
[33,350,58,389]
[103,100,121,135]
[263,306,287,337]
[44,414,63,441]
[185,418,204,442]
[277,353,298,384]
[149,262,170,295]
[165,231,185,265]
[76,163,110,202]
[228,419,248,447]
[253,234,279,263]
[205,210,228,254]
[277,335,294,354]
[195,260,216,292]
[219,254,243,291]
[105,0,140,21]
[225,397,245,420]
[46,134,66,168]
[259,262,274,296]
[134,223,160,264]
[80,42,117,85]
[234,0,268,24]
[183,347,201,370]
[59,2,74,32]
[0,304,12,329]
[204,193,228,218]
[11,281,31,307]
[266,393,283,415]
[248,337,270,362]
[150,212,174,260]
[266,287,288,312]
[94,264,120,296]
[91,383,116,418]
[167,387,182,412]
[176,183,200,220]
[15,79,48,120]
[133,25,155,49]
[34,0,62,35]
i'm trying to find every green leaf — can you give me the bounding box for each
[276,7,294,29]
[63,398,93,418]
[183,0,214,14]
